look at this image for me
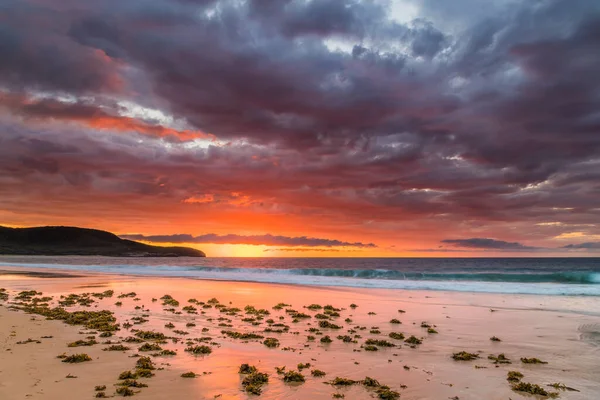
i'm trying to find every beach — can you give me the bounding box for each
[1,266,599,400]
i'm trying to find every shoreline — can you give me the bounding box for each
[1,267,599,399]
[0,260,599,298]
[1,265,600,318]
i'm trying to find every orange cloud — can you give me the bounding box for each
[0,91,212,141]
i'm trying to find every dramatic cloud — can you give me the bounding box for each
[563,242,600,250]
[1,0,599,255]
[122,234,376,248]
[441,238,539,251]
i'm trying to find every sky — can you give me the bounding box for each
[1,0,599,257]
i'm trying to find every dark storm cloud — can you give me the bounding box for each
[441,238,539,250]
[1,0,600,245]
[122,233,376,248]
[563,242,600,250]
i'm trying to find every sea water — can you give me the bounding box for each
[1,256,599,296]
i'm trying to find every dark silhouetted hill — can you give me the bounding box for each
[0,226,205,257]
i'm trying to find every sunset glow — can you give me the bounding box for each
[1,0,599,257]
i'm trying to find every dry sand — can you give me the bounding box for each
[0,266,599,399]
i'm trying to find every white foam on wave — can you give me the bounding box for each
[2,261,600,296]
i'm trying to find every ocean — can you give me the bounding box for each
[1,256,599,296]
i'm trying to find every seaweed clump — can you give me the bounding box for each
[521,357,548,364]
[319,321,342,329]
[242,372,269,395]
[134,331,166,341]
[263,338,280,348]
[374,386,400,400]
[222,330,264,340]
[239,364,258,374]
[117,379,147,388]
[185,345,212,355]
[20,306,118,333]
[103,344,130,352]
[452,351,480,361]
[62,353,92,363]
[283,370,305,383]
[329,377,357,386]
[404,336,422,345]
[512,382,558,398]
[311,369,327,377]
[68,339,97,347]
[388,332,405,340]
[181,372,197,378]
[507,371,524,382]
[138,343,162,352]
[320,335,333,343]
[115,387,135,397]
[136,356,156,371]
[488,353,511,364]
[365,339,395,347]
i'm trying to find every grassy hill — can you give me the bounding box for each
[0,226,205,257]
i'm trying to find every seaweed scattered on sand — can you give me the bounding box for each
[136,369,154,378]
[507,371,524,382]
[239,364,258,374]
[319,321,342,329]
[365,339,395,347]
[263,338,280,348]
[222,330,264,340]
[320,335,333,343]
[139,343,162,352]
[181,372,197,378]
[135,356,156,370]
[404,336,422,345]
[362,377,381,387]
[452,351,480,361]
[521,357,548,364]
[548,383,580,392]
[119,371,138,380]
[329,377,357,386]
[115,386,135,396]
[135,331,166,341]
[311,369,326,377]
[185,345,212,355]
[242,371,269,395]
[275,366,286,375]
[488,353,511,364]
[117,379,148,388]
[283,370,305,383]
[389,332,405,340]
[62,353,92,363]
[374,386,400,400]
[512,382,558,398]
[337,335,354,343]
[103,345,130,351]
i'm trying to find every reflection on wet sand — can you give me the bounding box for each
[0,268,599,399]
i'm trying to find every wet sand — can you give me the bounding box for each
[0,266,599,399]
